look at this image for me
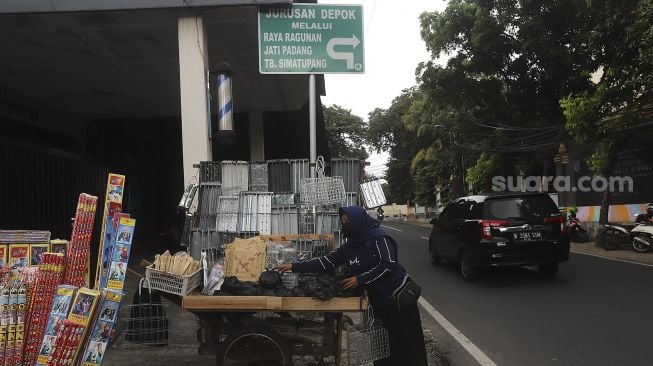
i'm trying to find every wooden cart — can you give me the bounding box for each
[182,294,367,366]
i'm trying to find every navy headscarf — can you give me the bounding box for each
[339,206,386,243]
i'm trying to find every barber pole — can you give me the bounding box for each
[215,62,235,144]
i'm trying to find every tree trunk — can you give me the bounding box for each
[599,189,610,225]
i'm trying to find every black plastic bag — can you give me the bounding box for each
[221,276,241,293]
[259,270,281,289]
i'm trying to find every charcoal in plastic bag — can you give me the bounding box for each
[316,273,338,287]
[221,276,241,293]
[275,288,293,297]
[234,281,258,296]
[292,286,306,297]
[259,270,281,289]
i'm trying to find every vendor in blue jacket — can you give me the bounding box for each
[277,206,428,366]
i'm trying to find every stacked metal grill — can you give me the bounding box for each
[186,157,370,258]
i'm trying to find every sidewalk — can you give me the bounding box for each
[104,270,447,366]
[570,242,653,265]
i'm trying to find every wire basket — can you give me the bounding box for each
[300,156,346,205]
[145,265,202,296]
[359,180,387,209]
[346,309,391,365]
[123,303,170,346]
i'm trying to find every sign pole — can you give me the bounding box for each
[309,74,317,178]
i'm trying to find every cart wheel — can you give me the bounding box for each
[216,326,291,366]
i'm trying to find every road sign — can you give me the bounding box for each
[258,4,364,74]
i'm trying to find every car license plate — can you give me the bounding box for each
[513,231,543,241]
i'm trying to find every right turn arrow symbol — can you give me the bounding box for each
[327,35,360,70]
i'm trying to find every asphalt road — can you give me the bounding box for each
[382,220,653,366]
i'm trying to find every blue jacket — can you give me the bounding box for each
[292,206,406,307]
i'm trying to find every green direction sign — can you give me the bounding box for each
[258,4,364,74]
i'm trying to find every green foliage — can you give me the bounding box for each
[466,153,500,194]
[323,105,369,160]
[367,89,424,204]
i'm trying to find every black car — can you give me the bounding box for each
[428,193,570,281]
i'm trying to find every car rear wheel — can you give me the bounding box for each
[538,263,559,278]
[460,251,479,282]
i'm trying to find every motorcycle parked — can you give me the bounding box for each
[568,213,590,243]
[599,214,653,252]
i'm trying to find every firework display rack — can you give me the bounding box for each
[0,172,138,366]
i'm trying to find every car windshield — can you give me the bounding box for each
[484,195,559,221]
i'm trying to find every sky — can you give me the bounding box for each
[321,0,449,177]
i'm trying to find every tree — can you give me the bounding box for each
[323,104,369,160]
[368,88,424,204]
[560,0,653,224]
[414,0,599,203]
[466,152,500,194]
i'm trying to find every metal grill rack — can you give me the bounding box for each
[221,161,249,195]
[290,159,310,193]
[189,229,221,259]
[331,158,360,192]
[199,161,221,183]
[292,238,329,261]
[217,196,239,232]
[196,183,222,230]
[249,161,269,192]
[271,204,299,234]
[236,192,272,234]
[268,159,292,193]
[344,192,358,206]
[315,204,340,235]
[360,180,387,209]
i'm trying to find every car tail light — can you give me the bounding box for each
[480,220,508,239]
[544,216,565,232]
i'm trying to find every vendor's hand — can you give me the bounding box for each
[275,263,293,273]
[342,276,359,290]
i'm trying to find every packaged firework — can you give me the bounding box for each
[66,288,101,365]
[0,285,8,366]
[0,246,6,267]
[97,213,130,291]
[102,218,135,291]
[79,290,122,366]
[30,244,49,266]
[15,283,26,366]
[48,321,84,366]
[5,284,17,366]
[94,174,126,289]
[35,285,77,366]
[63,194,98,289]
[22,253,65,366]
[49,240,69,257]
[7,245,28,282]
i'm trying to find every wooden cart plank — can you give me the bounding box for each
[182,295,365,312]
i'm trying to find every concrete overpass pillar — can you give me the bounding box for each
[249,111,265,161]
[178,14,211,185]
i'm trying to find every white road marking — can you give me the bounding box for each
[571,251,653,268]
[421,236,429,240]
[418,297,497,366]
[381,225,403,232]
